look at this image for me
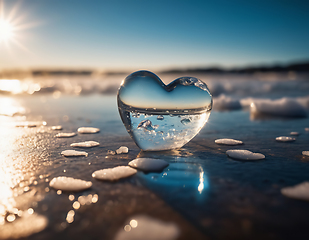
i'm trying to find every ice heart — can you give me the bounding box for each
[117,70,212,151]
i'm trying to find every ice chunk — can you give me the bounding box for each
[215,138,243,145]
[49,176,92,191]
[128,158,169,172]
[213,95,242,111]
[290,132,299,136]
[250,98,307,118]
[281,182,309,201]
[303,151,309,157]
[226,149,265,160]
[55,132,76,138]
[114,215,180,240]
[70,141,99,148]
[305,128,309,132]
[51,125,62,130]
[276,136,296,142]
[0,212,48,239]
[116,146,129,154]
[92,166,137,181]
[77,127,100,134]
[61,150,88,157]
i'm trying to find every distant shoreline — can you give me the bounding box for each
[1,61,309,79]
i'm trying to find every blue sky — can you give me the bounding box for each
[1,0,309,70]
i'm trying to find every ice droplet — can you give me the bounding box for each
[49,176,92,191]
[215,138,243,145]
[281,182,309,201]
[77,127,100,134]
[55,132,76,138]
[276,136,296,142]
[70,141,99,148]
[92,166,137,181]
[61,150,88,157]
[226,149,265,161]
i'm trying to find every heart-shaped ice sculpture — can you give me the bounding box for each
[117,70,212,151]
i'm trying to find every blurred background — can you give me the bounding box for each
[1,0,309,114]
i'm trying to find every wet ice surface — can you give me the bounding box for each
[1,73,309,240]
[128,158,169,172]
[77,127,100,134]
[276,136,296,142]
[226,149,265,160]
[281,182,309,201]
[61,149,88,157]
[215,138,243,145]
[49,176,92,191]
[70,141,100,148]
[114,215,180,240]
[55,132,76,138]
[92,166,137,181]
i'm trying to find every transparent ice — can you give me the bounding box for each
[117,70,212,151]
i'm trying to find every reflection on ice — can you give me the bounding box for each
[137,157,208,197]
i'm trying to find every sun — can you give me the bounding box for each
[0,0,40,52]
[0,19,14,43]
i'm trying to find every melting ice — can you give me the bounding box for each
[117,71,212,151]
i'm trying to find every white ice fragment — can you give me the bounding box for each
[92,166,137,181]
[51,125,62,130]
[49,176,92,191]
[116,146,129,154]
[215,138,243,145]
[128,158,169,172]
[0,213,48,239]
[281,182,309,201]
[61,150,88,157]
[250,98,307,118]
[70,141,99,148]
[302,151,309,157]
[213,95,242,110]
[226,149,265,160]
[114,215,180,240]
[276,136,296,142]
[77,127,100,134]
[290,132,299,136]
[55,132,76,138]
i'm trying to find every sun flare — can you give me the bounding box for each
[0,19,14,43]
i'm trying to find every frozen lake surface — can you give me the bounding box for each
[0,73,309,239]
